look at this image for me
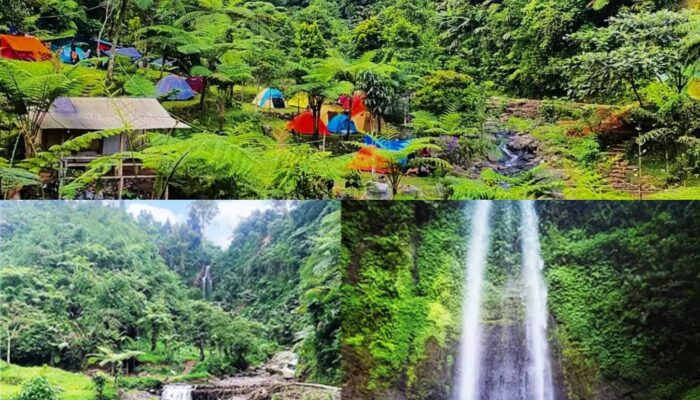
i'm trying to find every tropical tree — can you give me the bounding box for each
[87,346,144,392]
[138,301,173,352]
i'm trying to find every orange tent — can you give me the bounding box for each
[347,146,391,173]
[286,110,330,136]
[0,35,51,61]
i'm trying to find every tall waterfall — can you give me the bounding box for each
[201,265,212,299]
[161,384,193,400]
[455,201,559,400]
[521,201,555,400]
[455,201,493,400]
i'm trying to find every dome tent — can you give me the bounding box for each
[156,75,195,100]
[60,46,86,64]
[286,110,330,136]
[253,88,285,109]
[328,114,358,134]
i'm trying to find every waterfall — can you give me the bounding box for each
[161,384,193,400]
[521,201,555,400]
[455,201,493,400]
[201,265,212,299]
[454,201,559,400]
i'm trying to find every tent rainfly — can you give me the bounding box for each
[253,88,285,109]
[0,35,51,61]
[156,75,196,100]
[286,110,330,136]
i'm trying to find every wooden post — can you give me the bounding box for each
[117,132,125,199]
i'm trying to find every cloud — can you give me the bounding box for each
[204,201,271,248]
[126,203,181,225]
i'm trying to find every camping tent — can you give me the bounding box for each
[253,88,285,109]
[156,75,195,100]
[320,104,345,124]
[328,114,357,134]
[288,92,308,109]
[60,47,86,64]
[103,47,142,60]
[0,35,51,61]
[186,77,204,93]
[364,135,410,151]
[347,146,391,173]
[286,110,330,136]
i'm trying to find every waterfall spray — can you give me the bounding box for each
[161,384,193,400]
[456,201,493,400]
[521,201,555,400]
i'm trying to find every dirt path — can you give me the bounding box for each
[602,141,658,198]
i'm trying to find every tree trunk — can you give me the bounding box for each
[199,344,205,361]
[6,333,10,364]
[107,0,129,82]
[199,77,208,112]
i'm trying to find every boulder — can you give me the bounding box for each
[365,182,392,200]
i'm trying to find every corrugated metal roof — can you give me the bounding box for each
[37,97,190,130]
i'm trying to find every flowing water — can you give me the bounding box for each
[161,384,193,400]
[455,201,559,400]
[455,201,493,400]
[202,265,212,299]
[521,201,555,400]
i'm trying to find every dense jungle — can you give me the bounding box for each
[1,0,700,199]
[0,200,341,399]
[342,201,700,400]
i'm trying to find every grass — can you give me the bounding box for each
[0,361,97,400]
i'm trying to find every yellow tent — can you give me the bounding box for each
[288,92,309,109]
[320,104,345,124]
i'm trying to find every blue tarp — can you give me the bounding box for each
[363,135,410,151]
[60,47,86,64]
[328,114,357,134]
[156,75,195,100]
[255,88,284,108]
[103,47,142,60]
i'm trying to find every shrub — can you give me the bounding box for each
[92,373,108,400]
[15,376,61,400]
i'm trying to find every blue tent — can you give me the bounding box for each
[363,135,410,151]
[328,114,358,134]
[253,88,285,108]
[60,47,86,64]
[103,47,142,60]
[156,75,195,100]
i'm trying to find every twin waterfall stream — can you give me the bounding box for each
[455,201,557,400]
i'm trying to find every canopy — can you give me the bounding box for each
[328,114,357,134]
[253,88,285,109]
[60,47,86,64]
[36,97,189,130]
[103,47,142,60]
[0,35,51,61]
[156,75,195,100]
[286,110,330,136]
[347,146,391,173]
[364,135,410,151]
[288,92,308,109]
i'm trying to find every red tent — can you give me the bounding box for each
[0,35,51,61]
[286,110,330,136]
[349,94,366,116]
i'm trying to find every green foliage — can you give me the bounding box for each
[413,71,484,116]
[15,376,61,400]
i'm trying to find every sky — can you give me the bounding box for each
[103,200,272,248]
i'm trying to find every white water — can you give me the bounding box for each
[456,201,493,400]
[202,265,212,299]
[521,201,555,400]
[161,384,193,400]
